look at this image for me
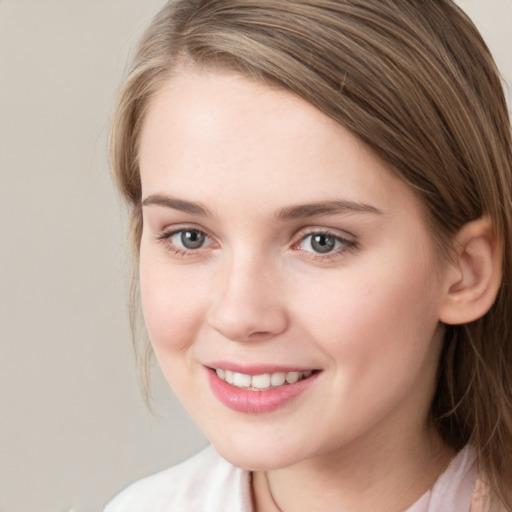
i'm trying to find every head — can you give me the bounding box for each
[110,0,512,505]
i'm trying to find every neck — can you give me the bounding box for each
[252,425,454,512]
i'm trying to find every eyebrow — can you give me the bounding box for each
[276,200,383,219]
[141,194,382,219]
[142,194,211,216]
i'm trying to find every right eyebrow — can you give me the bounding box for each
[141,194,211,217]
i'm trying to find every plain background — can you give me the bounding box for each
[0,1,510,511]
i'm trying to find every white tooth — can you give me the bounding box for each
[216,368,225,380]
[285,371,300,384]
[233,372,251,388]
[302,370,313,379]
[251,374,271,389]
[225,370,234,384]
[270,372,286,386]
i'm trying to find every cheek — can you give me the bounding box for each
[139,251,210,353]
[288,259,444,443]
[293,252,443,374]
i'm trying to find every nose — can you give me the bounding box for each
[206,254,289,342]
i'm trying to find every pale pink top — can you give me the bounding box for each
[406,446,477,512]
[104,444,477,512]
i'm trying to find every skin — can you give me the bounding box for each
[138,67,455,511]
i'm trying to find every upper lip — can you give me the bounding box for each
[205,361,320,375]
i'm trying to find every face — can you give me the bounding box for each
[138,68,449,471]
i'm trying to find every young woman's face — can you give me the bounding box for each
[138,68,450,470]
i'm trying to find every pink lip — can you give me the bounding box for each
[206,366,320,414]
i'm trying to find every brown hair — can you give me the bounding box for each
[110,0,512,506]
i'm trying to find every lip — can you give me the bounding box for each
[205,364,320,414]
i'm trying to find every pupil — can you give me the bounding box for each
[311,234,335,253]
[181,230,205,249]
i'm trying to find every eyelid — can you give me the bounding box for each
[291,227,357,260]
[156,222,211,239]
[155,224,218,256]
[292,225,356,243]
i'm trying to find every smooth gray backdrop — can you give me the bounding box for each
[1,1,510,511]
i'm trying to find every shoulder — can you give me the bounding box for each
[103,445,252,512]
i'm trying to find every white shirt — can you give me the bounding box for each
[104,444,477,512]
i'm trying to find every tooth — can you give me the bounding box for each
[233,372,251,387]
[251,374,271,389]
[285,371,300,384]
[217,368,313,388]
[270,372,286,386]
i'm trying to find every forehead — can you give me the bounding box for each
[139,68,346,176]
[138,68,422,221]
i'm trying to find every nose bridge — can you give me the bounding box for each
[207,247,288,342]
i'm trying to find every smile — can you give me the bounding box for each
[214,368,314,390]
[207,366,320,413]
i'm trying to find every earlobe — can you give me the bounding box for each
[439,217,502,325]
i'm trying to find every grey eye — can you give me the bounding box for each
[309,234,336,253]
[173,230,207,249]
[298,232,350,255]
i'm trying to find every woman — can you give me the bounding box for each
[106,1,512,510]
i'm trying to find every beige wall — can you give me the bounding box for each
[0,1,510,511]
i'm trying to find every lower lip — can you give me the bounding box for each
[207,369,319,413]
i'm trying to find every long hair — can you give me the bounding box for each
[110,0,512,506]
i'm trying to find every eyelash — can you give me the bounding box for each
[156,226,357,261]
[156,226,215,259]
[292,230,357,262]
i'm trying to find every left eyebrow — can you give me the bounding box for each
[276,200,383,220]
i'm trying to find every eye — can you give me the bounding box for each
[172,229,207,250]
[304,233,337,253]
[297,231,355,255]
[156,227,213,255]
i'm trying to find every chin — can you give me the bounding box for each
[214,443,296,471]
[207,429,310,471]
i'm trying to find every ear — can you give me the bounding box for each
[439,217,502,325]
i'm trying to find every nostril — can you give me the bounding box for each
[248,331,272,339]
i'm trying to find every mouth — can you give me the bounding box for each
[206,365,321,413]
[212,368,316,391]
